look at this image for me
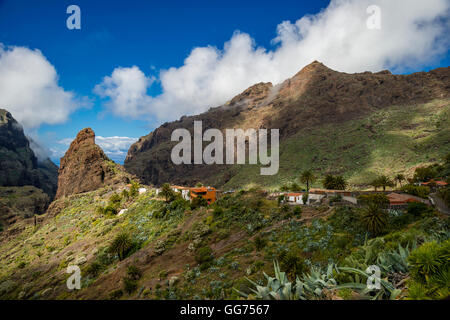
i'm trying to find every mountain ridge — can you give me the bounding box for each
[124,61,450,188]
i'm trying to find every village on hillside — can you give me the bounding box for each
[150,159,449,215]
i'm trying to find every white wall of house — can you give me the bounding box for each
[342,196,358,204]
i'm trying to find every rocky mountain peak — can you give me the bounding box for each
[0,108,58,198]
[56,128,132,199]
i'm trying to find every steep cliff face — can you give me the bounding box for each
[124,61,450,188]
[0,109,58,198]
[56,128,132,199]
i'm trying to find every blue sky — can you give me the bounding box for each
[0,0,449,163]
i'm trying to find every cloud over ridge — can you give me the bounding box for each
[95,0,450,122]
[0,44,87,129]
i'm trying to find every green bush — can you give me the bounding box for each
[121,189,130,200]
[357,194,389,207]
[123,276,138,294]
[126,265,142,280]
[408,240,449,282]
[195,246,214,269]
[129,181,140,198]
[109,289,123,300]
[213,206,224,217]
[407,202,433,218]
[109,193,122,207]
[293,206,302,217]
[86,261,104,277]
[103,205,117,215]
[253,236,267,251]
[190,196,208,209]
[401,185,430,199]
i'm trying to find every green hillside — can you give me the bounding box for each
[224,99,450,190]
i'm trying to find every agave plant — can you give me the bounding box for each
[296,263,339,298]
[336,266,402,300]
[235,260,300,300]
[377,243,414,274]
[236,261,340,300]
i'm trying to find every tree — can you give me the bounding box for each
[370,178,382,191]
[413,166,437,182]
[377,175,394,191]
[360,203,388,236]
[394,174,405,188]
[323,174,335,190]
[110,232,133,261]
[160,183,174,203]
[300,170,316,192]
[323,174,347,190]
[334,176,347,190]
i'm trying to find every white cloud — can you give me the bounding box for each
[55,135,138,163]
[94,66,154,118]
[95,0,450,122]
[0,44,87,129]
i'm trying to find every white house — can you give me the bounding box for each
[171,185,191,201]
[285,193,307,204]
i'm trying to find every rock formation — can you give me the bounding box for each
[56,127,131,198]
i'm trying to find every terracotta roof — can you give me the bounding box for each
[421,180,448,186]
[171,185,189,190]
[286,193,302,197]
[386,193,421,204]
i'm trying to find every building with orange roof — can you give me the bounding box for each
[386,192,429,206]
[189,186,217,204]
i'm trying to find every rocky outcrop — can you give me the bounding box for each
[56,128,131,199]
[124,61,450,187]
[0,109,58,198]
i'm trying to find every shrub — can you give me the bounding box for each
[121,189,130,200]
[293,206,302,217]
[190,196,208,209]
[277,195,285,206]
[302,193,308,205]
[126,265,142,280]
[129,181,139,198]
[123,276,138,294]
[103,205,117,215]
[408,240,449,282]
[109,193,122,207]
[357,194,389,207]
[401,185,430,199]
[213,206,223,217]
[253,236,267,251]
[195,246,214,266]
[109,289,123,300]
[407,202,433,218]
[86,261,104,277]
[109,232,133,261]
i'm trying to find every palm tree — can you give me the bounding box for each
[370,179,381,191]
[394,174,405,188]
[378,175,394,191]
[300,170,316,192]
[323,174,335,190]
[334,176,347,190]
[360,203,388,236]
[161,183,174,203]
